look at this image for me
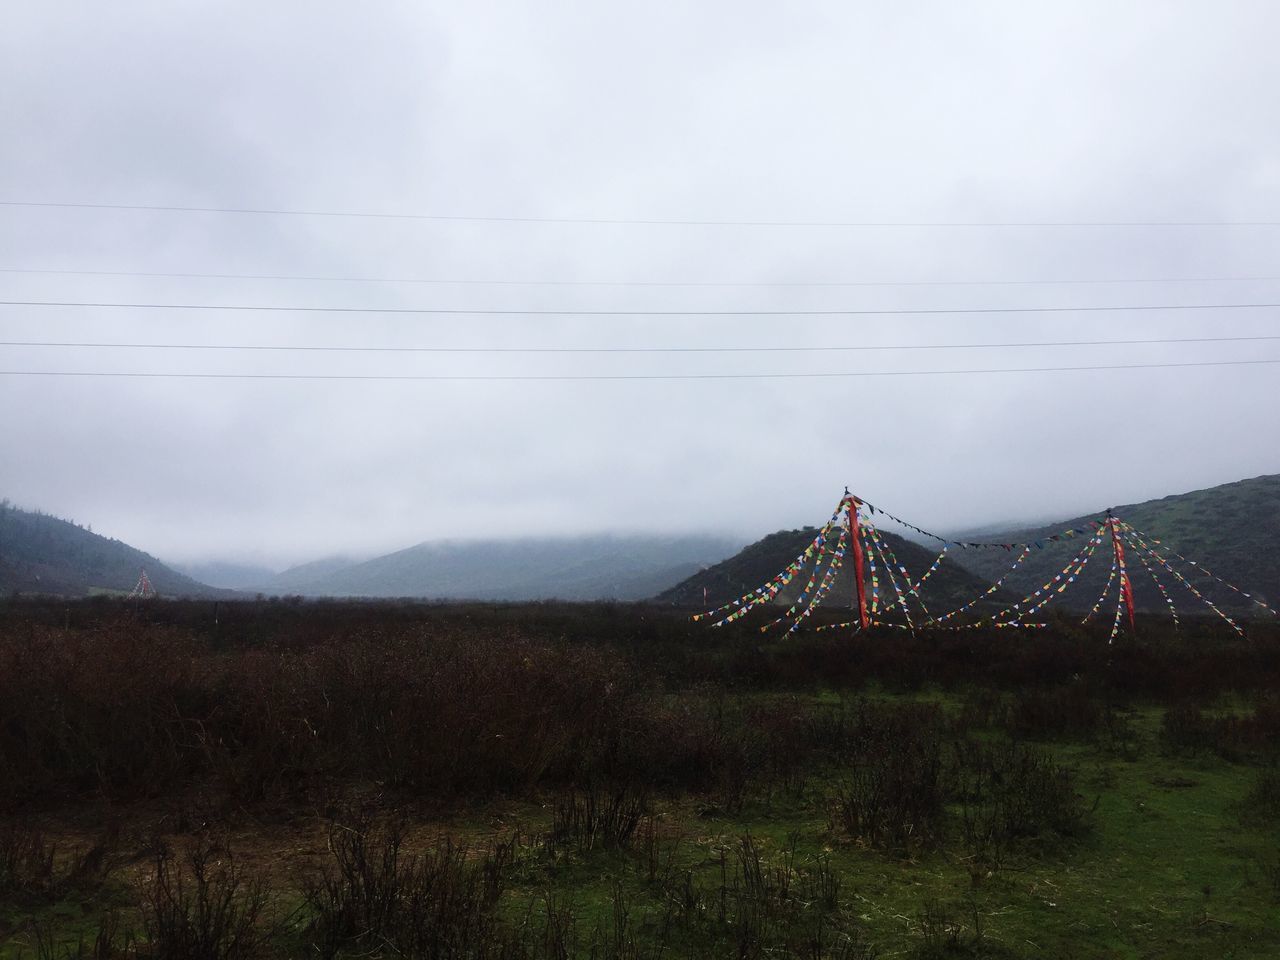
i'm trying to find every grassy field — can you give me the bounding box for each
[1,599,1277,958]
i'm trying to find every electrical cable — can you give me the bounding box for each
[4,299,1280,316]
[1,334,1276,355]
[4,199,1279,228]
[1,357,1277,381]
[6,266,1280,289]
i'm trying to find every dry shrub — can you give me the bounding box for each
[1161,698,1280,763]
[303,809,514,959]
[1245,768,1280,820]
[551,785,646,851]
[1005,684,1104,740]
[0,824,113,905]
[828,705,949,853]
[955,739,1095,876]
[137,838,270,960]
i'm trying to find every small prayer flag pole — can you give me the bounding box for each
[845,493,870,630]
[1106,510,1137,636]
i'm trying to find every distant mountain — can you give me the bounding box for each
[0,502,227,598]
[261,535,742,601]
[174,560,278,591]
[656,525,1002,614]
[252,556,363,595]
[948,475,1280,614]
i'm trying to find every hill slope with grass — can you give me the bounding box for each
[949,474,1280,615]
[655,524,1002,614]
[0,501,226,598]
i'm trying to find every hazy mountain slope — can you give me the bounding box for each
[949,474,1280,614]
[0,502,227,598]
[656,525,1001,614]
[272,535,742,600]
[253,556,363,594]
[174,560,277,591]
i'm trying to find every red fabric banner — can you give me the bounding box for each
[1109,517,1137,635]
[846,496,870,630]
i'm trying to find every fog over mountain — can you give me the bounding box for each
[174,560,278,591]
[2,3,1278,567]
[3,498,738,600]
[250,534,740,601]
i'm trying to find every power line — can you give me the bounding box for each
[3,334,1277,355]
[3,199,1278,228]
[3,299,1280,317]
[1,358,1276,381]
[6,266,1280,289]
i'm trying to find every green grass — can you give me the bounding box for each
[5,696,1278,960]
[494,699,1279,958]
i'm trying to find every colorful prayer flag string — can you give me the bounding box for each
[1117,522,1243,636]
[1082,560,1117,624]
[1006,527,1105,627]
[764,524,847,633]
[869,524,936,624]
[865,522,918,635]
[969,526,1105,630]
[876,545,948,618]
[694,491,1271,640]
[931,546,1032,624]
[787,527,849,634]
[1118,520,1276,618]
[858,498,1102,551]
[1107,573,1127,642]
[693,502,845,625]
[1121,529,1180,630]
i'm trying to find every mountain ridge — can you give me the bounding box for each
[254,533,742,601]
[947,474,1280,614]
[0,501,229,598]
[655,524,1003,614]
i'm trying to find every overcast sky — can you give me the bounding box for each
[2,2,1278,569]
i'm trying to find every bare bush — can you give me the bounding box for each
[136,838,270,960]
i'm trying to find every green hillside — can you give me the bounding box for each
[0,501,224,598]
[656,524,1003,615]
[949,474,1280,616]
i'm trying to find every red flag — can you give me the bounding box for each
[846,496,870,630]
